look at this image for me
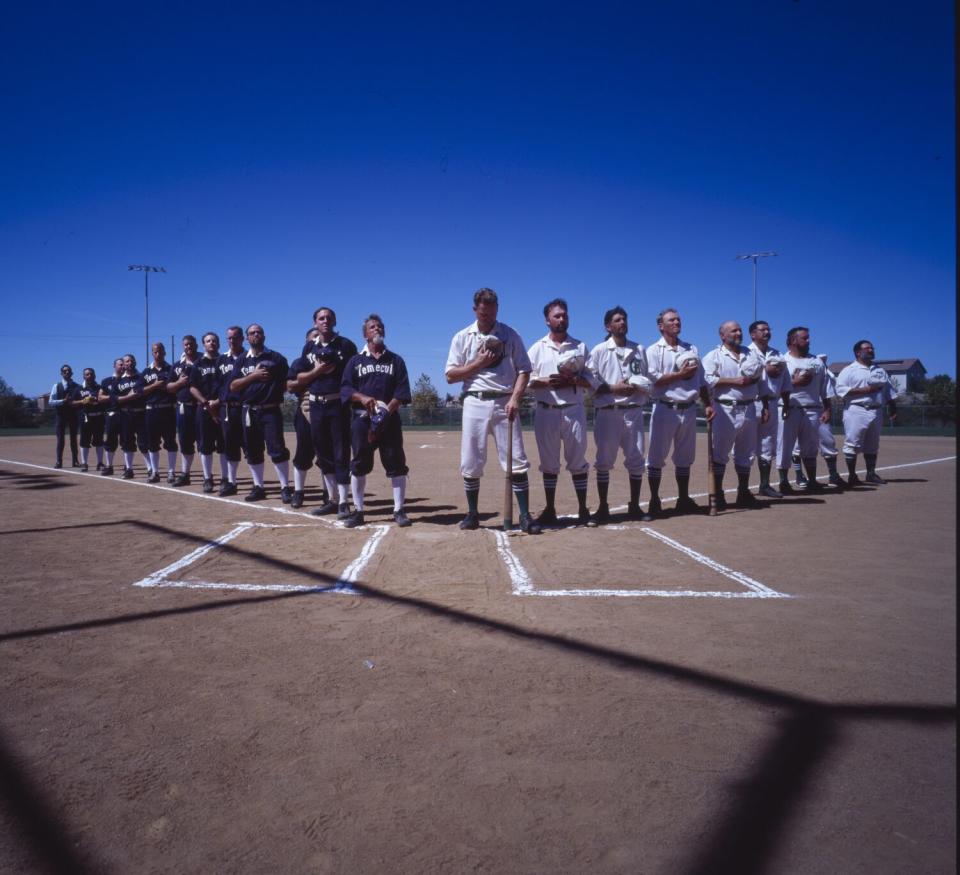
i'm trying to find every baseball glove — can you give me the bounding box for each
[367,401,391,443]
[556,349,585,376]
[675,349,700,372]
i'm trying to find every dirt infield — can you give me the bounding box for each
[0,432,955,874]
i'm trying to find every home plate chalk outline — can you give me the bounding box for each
[494,527,791,599]
[132,522,389,594]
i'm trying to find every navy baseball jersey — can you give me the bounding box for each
[170,358,197,404]
[112,372,145,408]
[217,352,245,402]
[341,348,412,406]
[190,354,223,400]
[72,380,104,413]
[301,335,358,396]
[230,349,289,406]
[142,363,175,407]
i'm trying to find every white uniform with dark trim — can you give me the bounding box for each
[527,334,594,476]
[702,343,763,471]
[590,338,649,475]
[646,337,705,471]
[778,354,829,467]
[446,320,531,478]
[836,362,897,455]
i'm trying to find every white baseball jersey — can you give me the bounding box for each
[702,343,763,402]
[527,334,595,405]
[747,342,790,398]
[784,354,830,407]
[836,362,897,408]
[445,320,531,392]
[589,338,650,407]
[646,337,705,402]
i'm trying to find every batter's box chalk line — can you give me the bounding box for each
[494,527,791,599]
[132,521,389,594]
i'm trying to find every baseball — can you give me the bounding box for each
[478,334,503,355]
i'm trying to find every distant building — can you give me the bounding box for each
[828,358,927,395]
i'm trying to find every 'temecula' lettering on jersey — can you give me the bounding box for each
[355,361,396,378]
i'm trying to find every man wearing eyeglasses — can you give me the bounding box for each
[50,364,80,469]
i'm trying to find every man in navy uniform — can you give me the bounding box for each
[167,335,200,486]
[50,364,80,468]
[98,357,124,475]
[286,327,325,509]
[340,314,412,528]
[301,307,358,519]
[217,325,246,496]
[142,341,178,483]
[71,367,104,472]
[113,354,148,479]
[189,332,226,493]
[228,324,292,503]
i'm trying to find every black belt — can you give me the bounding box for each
[657,400,694,410]
[85,411,105,417]
[758,395,776,401]
[717,398,753,407]
[243,403,279,411]
[853,403,882,410]
[537,401,575,409]
[793,404,823,410]
[145,404,173,410]
[596,403,643,410]
[465,391,510,400]
[309,392,341,403]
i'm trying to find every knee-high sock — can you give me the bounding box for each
[351,475,366,511]
[274,460,289,488]
[200,454,214,479]
[294,467,307,491]
[392,475,406,512]
[250,463,265,487]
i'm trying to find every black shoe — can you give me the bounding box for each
[311,500,339,516]
[291,490,304,508]
[713,493,728,512]
[54,461,63,469]
[865,472,886,485]
[147,471,161,483]
[167,470,176,484]
[759,484,782,498]
[96,462,103,471]
[336,502,351,520]
[645,497,662,518]
[519,512,542,534]
[122,468,134,479]
[536,507,558,527]
[393,510,412,527]
[578,508,598,528]
[675,496,700,514]
[592,503,611,525]
[173,473,191,487]
[101,465,114,476]
[318,490,329,505]
[202,478,215,494]
[80,464,89,472]
[778,481,795,495]
[245,485,266,502]
[828,474,845,489]
[846,474,864,487]
[459,511,480,530]
[219,481,238,496]
[795,474,809,487]
[280,486,294,504]
[805,480,827,492]
[343,510,365,528]
[71,458,80,468]
[735,490,762,508]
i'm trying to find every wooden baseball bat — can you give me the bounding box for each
[503,413,514,531]
[706,412,718,516]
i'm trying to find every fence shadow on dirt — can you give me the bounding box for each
[0,519,955,875]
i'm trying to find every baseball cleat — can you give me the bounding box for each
[218,481,238,496]
[713,493,729,512]
[846,474,865,487]
[734,490,762,509]
[96,462,102,471]
[121,468,135,479]
[343,511,365,528]
[518,512,542,535]
[865,472,887,484]
[592,503,611,525]
[804,480,827,492]
[202,478,215,494]
[147,471,161,483]
[828,474,845,489]
[393,510,412,527]
[759,484,782,498]
[280,486,294,504]
[54,461,63,469]
[80,464,89,472]
[675,496,701,514]
[336,502,352,520]
[167,471,176,484]
[71,459,80,468]
[536,507,558,527]
[777,481,795,495]
[458,511,480,530]
[644,497,662,518]
[244,485,267,502]
[311,500,339,516]
[173,472,191,487]
[578,508,598,528]
[100,466,114,476]
[290,490,304,508]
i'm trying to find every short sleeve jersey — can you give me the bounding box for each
[589,338,650,407]
[445,320,531,394]
[702,344,764,402]
[230,349,289,406]
[527,334,594,406]
[341,346,412,406]
[646,337,705,402]
[189,354,222,401]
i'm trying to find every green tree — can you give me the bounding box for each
[411,373,440,425]
[921,374,957,426]
[0,376,33,428]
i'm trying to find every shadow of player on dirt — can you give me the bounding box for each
[0,469,76,491]
[0,518,955,875]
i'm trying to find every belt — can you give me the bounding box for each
[85,411,105,417]
[796,404,823,410]
[596,403,643,410]
[465,391,510,400]
[178,402,197,409]
[853,403,881,410]
[309,392,341,403]
[657,400,694,410]
[243,403,279,411]
[537,401,575,409]
[145,404,172,410]
[758,395,776,401]
[717,398,753,407]
[225,401,243,408]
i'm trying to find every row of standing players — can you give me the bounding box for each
[47,288,898,531]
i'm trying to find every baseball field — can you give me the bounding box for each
[0,432,955,874]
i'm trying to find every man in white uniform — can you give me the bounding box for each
[446,288,541,534]
[646,308,714,517]
[589,306,651,523]
[778,326,832,492]
[836,340,898,486]
[748,320,791,498]
[527,298,597,527]
[702,321,767,510]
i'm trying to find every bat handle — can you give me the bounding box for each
[504,413,514,530]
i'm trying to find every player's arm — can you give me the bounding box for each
[166,368,189,394]
[699,385,714,421]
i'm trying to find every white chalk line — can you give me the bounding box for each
[0,457,343,527]
[494,526,789,599]
[133,521,389,595]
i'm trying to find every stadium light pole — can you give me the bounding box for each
[735,252,777,322]
[128,265,166,363]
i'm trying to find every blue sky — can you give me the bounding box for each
[1,0,954,397]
